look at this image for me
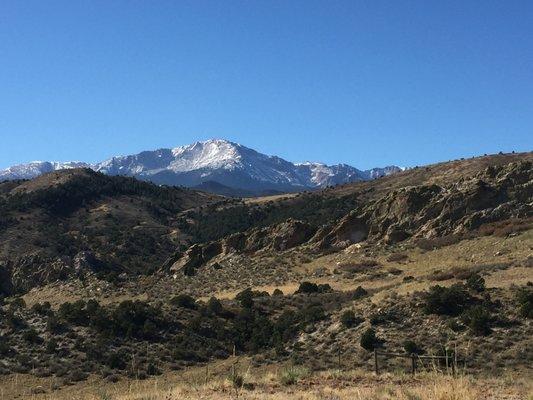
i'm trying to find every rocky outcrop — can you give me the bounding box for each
[168,219,316,275]
[169,161,532,274]
[0,251,104,294]
[314,161,532,248]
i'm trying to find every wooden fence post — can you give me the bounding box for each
[374,349,379,375]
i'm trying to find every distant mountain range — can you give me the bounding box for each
[0,139,402,196]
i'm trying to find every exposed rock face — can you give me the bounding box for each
[170,244,207,276]
[168,161,532,275]
[247,219,316,252]
[0,251,104,294]
[316,212,368,249]
[315,161,532,248]
[168,219,316,275]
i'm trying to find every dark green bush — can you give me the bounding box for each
[235,288,255,308]
[0,337,12,356]
[46,338,58,353]
[360,328,380,351]
[108,300,164,339]
[340,310,360,328]
[23,328,43,344]
[296,282,319,294]
[106,350,129,370]
[462,305,491,335]
[298,303,326,326]
[466,273,485,292]
[232,309,274,352]
[206,297,223,316]
[295,282,332,295]
[422,284,473,316]
[9,297,26,309]
[31,302,52,316]
[170,294,197,309]
[516,288,533,318]
[403,340,424,355]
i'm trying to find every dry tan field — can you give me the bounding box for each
[2,366,531,400]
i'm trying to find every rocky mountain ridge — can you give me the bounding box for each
[166,159,533,276]
[0,139,401,195]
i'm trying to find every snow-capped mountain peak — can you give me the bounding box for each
[0,139,402,195]
[170,139,245,171]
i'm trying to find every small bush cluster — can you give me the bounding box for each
[422,284,473,316]
[423,281,497,335]
[58,299,166,339]
[235,288,269,308]
[295,282,333,294]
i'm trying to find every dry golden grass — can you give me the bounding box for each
[12,369,531,400]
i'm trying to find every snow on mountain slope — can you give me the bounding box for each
[0,139,401,194]
[0,161,91,181]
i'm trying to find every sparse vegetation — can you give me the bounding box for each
[516,287,533,318]
[0,155,532,398]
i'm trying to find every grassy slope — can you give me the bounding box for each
[1,153,532,399]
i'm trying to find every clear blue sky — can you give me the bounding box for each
[1,1,532,170]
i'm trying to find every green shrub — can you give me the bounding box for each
[230,373,244,388]
[235,288,254,308]
[206,297,223,315]
[146,362,160,376]
[516,288,533,318]
[462,305,491,335]
[23,328,43,344]
[422,284,473,316]
[170,294,197,309]
[295,282,332,294]
[10,297,26,309]
[403,340,423,355]
[296,282,319,294]
[46,338,58,353]
[46,315,62,333]
[298,303,326,326]
[31,302,52,315]
[232,309,274,352]
[340,310,361,328]
[360,328,381,351]
[278,366,309,386]
[0,337,12,356]
[108,300,164,339]
[273,310,299,344]
[106,350,129,370]
[466,273,485,292]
